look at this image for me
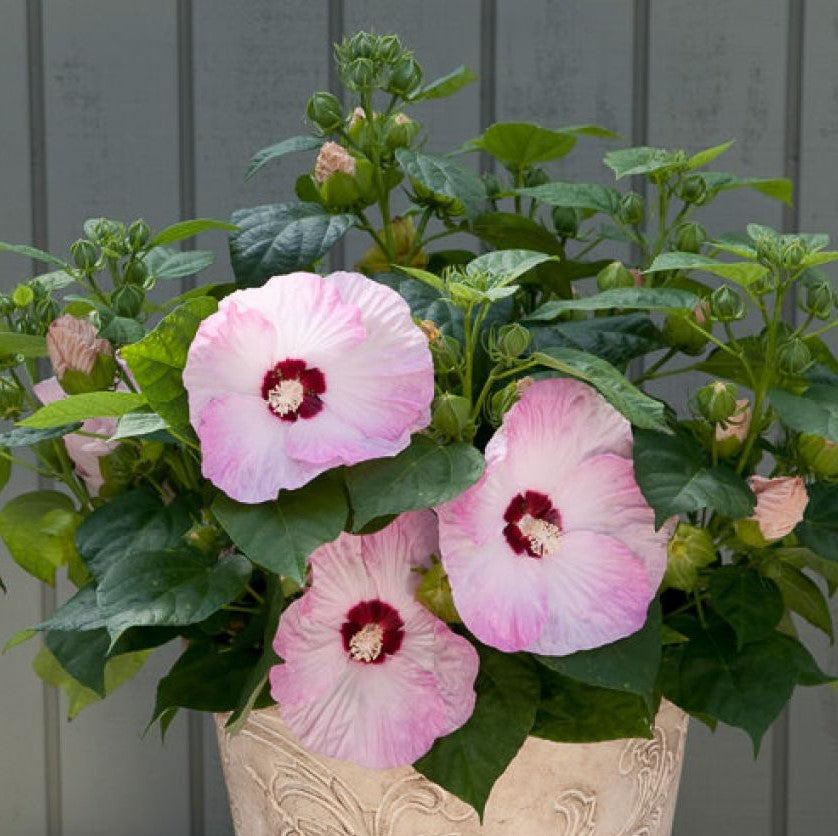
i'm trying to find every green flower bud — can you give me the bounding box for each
[111,284,144,319]
[674,221,707,254]
[126,219,151,251]
[696,380,738,423]
[386,55,422,97]
[416,557,461,623]
[488,380,523,426]
[709,285,746,322]
[12,284,34,308]
[431,393,473,441]
[781,238,806,269]
[494,323,532,361]
[661,305,710,355]
[663,523,716,592]
[617,192,644,226]
[482,172,503,198]
[523,167,549,188]
[378,34,403,62]
[306,91,344,133]
[677,174,707,205]
[799,433,838,480]
[346,57,376,91]
[385,113,419,150]
[71,238,98,272]
[596,260,635,292]
[552,206,579,238]
[801,279,834,320]
[348,31,375,59]
[755,236,780,267]
[777,337,812,375]
[123,259,148,286]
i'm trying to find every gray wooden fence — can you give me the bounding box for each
[1,1,836,834]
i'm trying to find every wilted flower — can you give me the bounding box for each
[269,512,478,769]
[436,378,668,656]
[47,315,115,393]
[314,141,356,185]
[183,272,433,503]
[715,398,751,445]
[747,475,809,541]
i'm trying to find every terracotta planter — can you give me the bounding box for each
[215,700,688,835]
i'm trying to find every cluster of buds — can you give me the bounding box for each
[334,32,422,97]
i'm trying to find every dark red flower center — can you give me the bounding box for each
[261,358,326,422]
[341,599,404,664]
[503,490,563,558]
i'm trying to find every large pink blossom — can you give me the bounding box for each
[182,272,433,504]
[33,377,117,496]
[269,511,478,769]
[437,377,668,657]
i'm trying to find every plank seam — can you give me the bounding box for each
[328,0,346,271]
[479,0,496,175]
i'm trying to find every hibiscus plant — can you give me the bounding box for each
[2,31,838,817]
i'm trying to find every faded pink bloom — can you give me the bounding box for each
[269,512,478,769]
[47,315,112,378]
[631,268,644,288]
[748,475,809,541]
[693,301,709,327]
[437,378,668,656]
[33,377,117,495]
[348,106,367,128]
[314,141,356,185]
[715,398,751,444]
[183,272,433,504]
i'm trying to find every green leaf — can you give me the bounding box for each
[212,470,348,585]
[0,331,48,358]
[245,135,323,180]
[708,567,784,648]
[646,251,768,286]
[796,483,838,562]
[149,219,238,248]
[0,491,81,584]
[0,241,67,268]
[35,585,106,632]
[528,287,698,321]
[686,140,735,170]
[533,673,652,743]
[120,296,217,442]
[561,123,620,139]
[395,265,444,291]
[75,487,193,583]
[536,600,661,708]
[633,428,755,527]
[517,181,621,214]
[533,348,670,432]
[604,147,684,179]
[97,549,252,640]
[474,122,577,169]
[414,647,540,818]
[471,213,563,255]
[466,249,557,285]
[802,251,838,268]
[711,234,758,258]
[410,65,477,101]
[702,172,793,205]
[229,202,354,287]
[109,411,170,441]
[0,423,82,447]
[697,337,805,393]
[762,561,834,641]
[144,247,215,280]
[98,315,146,346]
[776,546,838,588]
[396,149,486,219]
[29,270,75,293]
[20,391,146,429]
[769,385,838,443]
[345,435,486,531]
[45,628,111,695]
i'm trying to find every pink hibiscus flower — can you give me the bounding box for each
[437,377,668,657]
[269,511,478,769]
[182,271,433,503]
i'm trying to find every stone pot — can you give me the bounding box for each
[215,700,688,835]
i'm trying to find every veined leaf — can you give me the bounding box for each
[702,172,793,206]
[396,149,486,219]
[604,147,685,180]
[528,287,698,322]
[245,135,323,180]
[20,391,146,429]
[769,386,838,443]
[646,251,768,286]
[410,65,477,101]
[144,247,215,280]
[517,181,621,214]
[0,331,48,358]
[149,219,238,248]
[0,241,67,269]
[466,249,557,285]
[687,140,735,170]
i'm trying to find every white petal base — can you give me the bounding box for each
[216,700,688,835]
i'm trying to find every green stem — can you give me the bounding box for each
[0,449,56,479]
[682,317,741,358]
[631,348,678,384]
[245,584,265,606]
[403,207,433,265]
[808,317,838,340]
[356,211,390,255]
[573,236,605,260]
[462,304,476,401]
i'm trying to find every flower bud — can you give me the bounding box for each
[755,236,780,267]
[378,34,402,62]
[494,323,531,361]
[743,475,809,542]
[385,113,419,150]
[71,238,98,271]
[306,92,344,133]
[523,167,549,188]
[677,174,707,204]
[617,192,644,226]
[714,398,751,458]
[781,238,806,269]
[314,141,356,185]
[596,260,635,292]
[552,206,579,238]
[799,434,838,480]
[386,55,422,97]
[12,284,34,308]
[431,393,473,441]
[696,380,738,423]
[123,259,148,286]
[777,337,812,375]
[416,557,461,623]
[346,57,376,91]
[127,220,151,251]
[47,314,116,394]
[111,284,145,319]
[675,221,707,254]
[663,523,716,592]
[482,172,503,199]
[801,279,834,320]
[488,381,521,426]
[662,305,711,355]
[710,285,746,322]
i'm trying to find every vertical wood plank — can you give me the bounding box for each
[787,2,838,832]
[647,4,788,833]
[41,3,191,833]
[0,2,48,833]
